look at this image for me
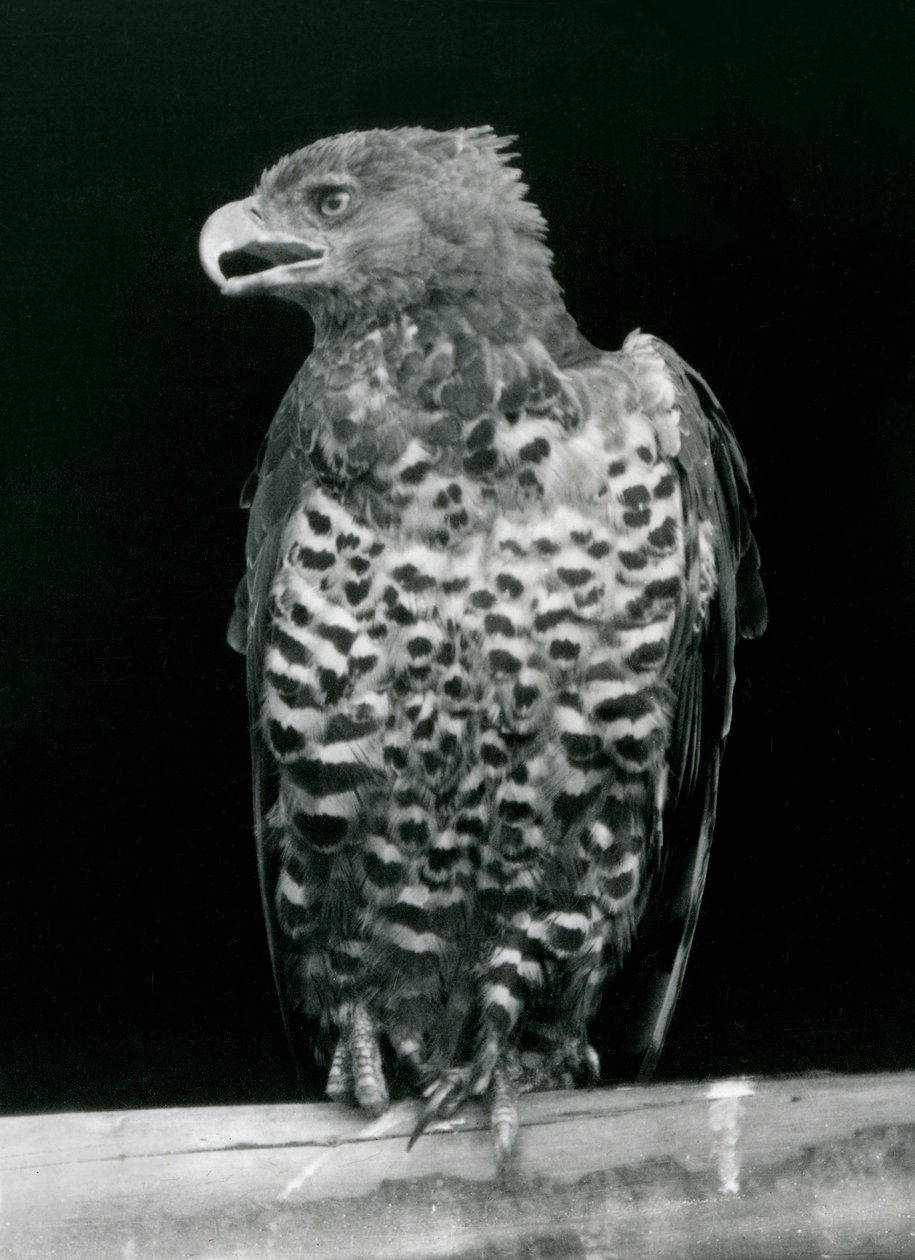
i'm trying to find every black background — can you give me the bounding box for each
[3,0,914,1115]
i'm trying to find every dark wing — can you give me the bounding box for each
[228,379,316,1079]
[606,338,767,1080]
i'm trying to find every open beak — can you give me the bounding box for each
[198,197,327,296]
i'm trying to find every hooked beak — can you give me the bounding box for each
[198,197,327,296]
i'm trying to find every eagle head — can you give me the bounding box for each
[199,126,553,324]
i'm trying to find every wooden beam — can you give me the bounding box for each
[2,1072,914,1257]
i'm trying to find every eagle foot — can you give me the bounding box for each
[410,1064,478,1145]
[409,1057,490,1149]
[325,1003,389,1118]
[518,1027,600,1091]
[409,1043,523,1156]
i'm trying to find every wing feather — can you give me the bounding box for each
[229,382,316,1078]
[606,336,766,1079]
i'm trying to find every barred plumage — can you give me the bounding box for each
[200,125,766,1163]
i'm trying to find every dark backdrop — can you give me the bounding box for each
[3,0,914,1114]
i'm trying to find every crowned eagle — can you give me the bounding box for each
[199,126,766,1160]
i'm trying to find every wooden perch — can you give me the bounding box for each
[2,1071,915,1258]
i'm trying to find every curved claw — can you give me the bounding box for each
[409,1066,477,1150]
[407,1113,431,1151]
[581,1041,601,1083]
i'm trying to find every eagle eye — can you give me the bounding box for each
[316,188,352,219]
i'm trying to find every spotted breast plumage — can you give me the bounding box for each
[199,126,767,1160]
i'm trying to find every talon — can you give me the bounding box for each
[409,1066,474,1150]
[583,1042,601,1082]
[407,1113,429,1151]
[434,1067,474,1115]
[408,1096,446,1150]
